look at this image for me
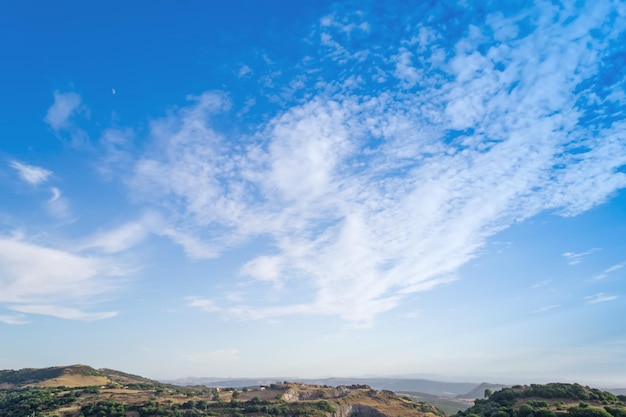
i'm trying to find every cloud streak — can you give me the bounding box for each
[127,1,626,324]
[584,293,619,304]
[10,161,52,185]
[591,263,624,280]
[563,249,602,265]
[9,305,117,321]
[532,305,561,314]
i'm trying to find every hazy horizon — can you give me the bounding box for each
[1,0,625,385]
[156,373,626,390]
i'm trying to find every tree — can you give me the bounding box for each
[211,389,220,402]
[519,404,535,417]
[568,407,613,417]
[196,399,208,411]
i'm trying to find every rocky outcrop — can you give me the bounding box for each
[281,385,350,402]
[331,404,388,417]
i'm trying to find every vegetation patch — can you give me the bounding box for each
[454,384,626,417]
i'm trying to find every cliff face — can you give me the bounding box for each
[331,404,388,417]
[282,385,350,402]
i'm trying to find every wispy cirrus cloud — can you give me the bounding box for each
[46,187,72,219]
[531,280,551,289]
[563,248,602,265]
[129,0,626,324]
[591,263,624,280]
[9,161,52,185]
[8,161,73,220]
[584,293,619,304]
[532,305,561,314]
[79,212,162,254]
[97,128,135,179]
[9,305,117,321]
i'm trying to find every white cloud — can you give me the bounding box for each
[237,64,252,78]
[0,314,28,325]
[0,234,122,320]
[9,305,117,321]
[531,280,551,289]
[8,163,73,219]
[186,297,221,313]
[563,248,601,265]
[591,263,624,280]
[584,293,619,304]
[97,128,135,179]
[393,49,421,88]
[239,255,283,284]
[130,1,626,324]
[159,228,218,259]
[80,212,219,260]
[532,305,561,314]
[46,187,71,219]
[9,161,52,185]
[44,91,89,147]
[80,212,162,254]
[45,91,82,130]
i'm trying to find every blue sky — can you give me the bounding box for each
[1,0,625,386]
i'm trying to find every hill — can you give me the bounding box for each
[0,365,445,417]
[0,364,162,389]
[453,383,626,417]
[0,364,109,388]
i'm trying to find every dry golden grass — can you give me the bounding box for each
[32,374,110,388]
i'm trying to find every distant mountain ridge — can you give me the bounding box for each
[163,376,483,398]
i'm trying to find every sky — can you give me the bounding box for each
[0,0,625,387]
